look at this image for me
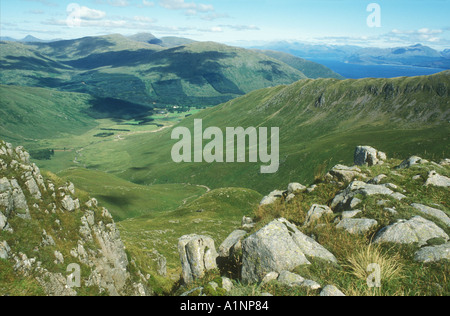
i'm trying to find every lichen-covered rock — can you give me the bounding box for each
[424,171,450,188]
[336,218,378,235]
[368,174,388,185]
[354,146,386,166]
[241,218,336,283]
[0,240,10,259]
[219,230,247,258]
[277,271,321,290]
[331,181,405,211]
[178,234,219,284]
[0,140,151,296]
[320,285,346,296]
[241,219,309,283]
[373,217,449,246]
[262,272,279,284]
[342,210,363,219]
[0,211,10,232]
[304,204,333,226]
[260,190,284,206]
[61,195,78,212]
[411,203,450,227]
[277,271,304,286]
[397,156,428,169]
[326,165,364,183]
[287,183,306,194]
[36,271,77,296]
[242,216,254,229]
[414,243,450,263]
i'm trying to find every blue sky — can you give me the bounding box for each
[1,0,449,49]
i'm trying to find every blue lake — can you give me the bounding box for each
[305,58,447,79]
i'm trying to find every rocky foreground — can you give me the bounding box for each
[0,140,150,296]
[176,146,450,296]
[1,141,449,296]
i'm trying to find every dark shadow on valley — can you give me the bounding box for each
[84,97,154,120]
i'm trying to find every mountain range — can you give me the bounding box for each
[251,41,450,69]
[0,33,342,110]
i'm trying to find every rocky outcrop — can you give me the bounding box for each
[0,140,150,296]
[325,165,364,183]
[373,216,449,246]
[175,145,449,296]
[260,183,308,206]
[354,146,387,167]
[241,218,336,283]
[178,234,219,284]
[331,181,405,211]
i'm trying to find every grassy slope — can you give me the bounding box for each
[117,187,262,291]
[0,85,97,142]
[259,50,345,79]
[71,72,449,194]
[57,168,207,221]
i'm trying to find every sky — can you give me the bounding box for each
[1,0,449,49]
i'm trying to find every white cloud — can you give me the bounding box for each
[159,0,214,16]
[73,6,106,21]
[141,0,155,7]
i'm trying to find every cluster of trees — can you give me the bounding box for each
[29,149,55,160]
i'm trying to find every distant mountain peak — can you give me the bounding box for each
[21,35,46,42]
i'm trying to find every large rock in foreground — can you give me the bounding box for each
[178,234,219,284]
[241,218,336,283]
[373,216,449,247]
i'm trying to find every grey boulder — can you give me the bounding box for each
[373,216,449,247]
[320,285,346,296]
[424,171,450,188]
[336,218,378,235]
[411,203,450,227]
[414,243,450,263]
[178,234,219,284]
[241,218,336,283]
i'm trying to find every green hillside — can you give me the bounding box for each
[259,50,344,79]
[0,85,97,142]
[30,34,163,60]
[117,187,262,274]
[57,168,207,221]
[67,72,449,194]
[0,36,343,108]
[58,41,309,106]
